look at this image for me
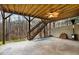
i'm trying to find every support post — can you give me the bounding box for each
[24,16,35,40]
[46,24,48,37]
[53,22,55,28]
[49,22,51,36]
[28,16,31,40]
[1,11,6,44]
[3,18,6,44]
[43,25,48,37]
[43,26,46,37]
[1,11,13,44]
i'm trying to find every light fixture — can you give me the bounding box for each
[73,25,74,28]
[47,12,59,18]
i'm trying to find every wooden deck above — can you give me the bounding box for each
[0,4,79,21]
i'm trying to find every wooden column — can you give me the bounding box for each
[45,24,48,37]
[53,22,55,28]
[28,16,31,40]
[1,10,13,44]
[24,16,35,40]
[1,11,6,44]
[26,20,28,37]
[49,22,51,36]
[43,24,48,37]
[46,24,48,37]
[43,27,46,37]
[3,16,6,44]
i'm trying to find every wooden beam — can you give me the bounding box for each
[28,16,31,40]
[1,10,13,44]
[23,16,29,22]
[49,22,51,35]
[2,10,50,21]
[4,13,13,19]
[30,17,35,22]
[0,5,54,21]
[43,26,46,37]
[43,24,48,37]
[1,11,6,44]
[45,24,48,37]
[23,16,36,40]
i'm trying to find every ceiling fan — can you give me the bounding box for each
[48,12,59,18]
[46,9,59,18]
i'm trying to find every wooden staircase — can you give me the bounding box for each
[27,20,52,40]
[30,21,42,32]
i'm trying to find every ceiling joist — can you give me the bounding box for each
[0,4,79,21]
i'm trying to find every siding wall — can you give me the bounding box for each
[52,24,79,40]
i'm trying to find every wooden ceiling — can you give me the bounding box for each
[0,4,79,21]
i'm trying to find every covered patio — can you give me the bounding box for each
[0,4,79,55]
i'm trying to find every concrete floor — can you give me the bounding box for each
[0,37,79,55]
